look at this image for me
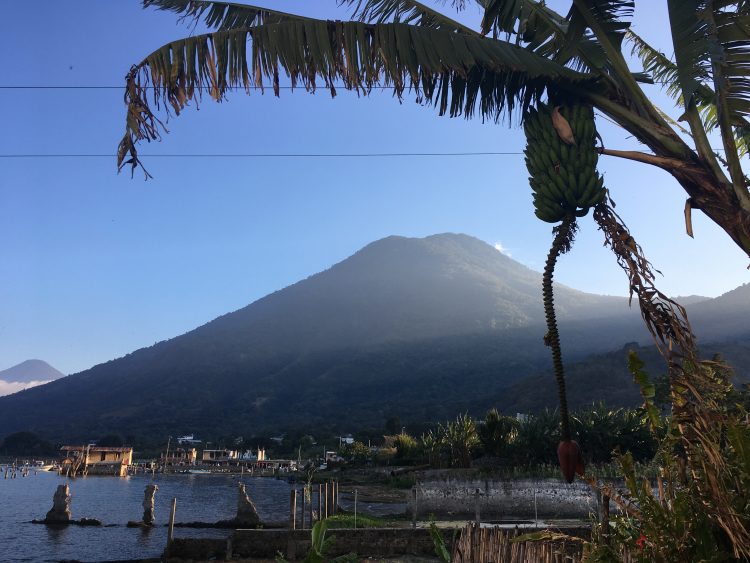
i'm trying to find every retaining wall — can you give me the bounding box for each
[166,527,454,561]
[412,476,600,519]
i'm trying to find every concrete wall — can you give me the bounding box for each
[167,528,454,561]
[411,476,599,519]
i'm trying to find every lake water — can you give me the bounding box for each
[0,470,295,562]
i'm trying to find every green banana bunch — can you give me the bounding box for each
[523,103,606,223]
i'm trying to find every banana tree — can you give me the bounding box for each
[119,0,750,258]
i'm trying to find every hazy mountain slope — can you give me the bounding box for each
[495,340,750,415]
[0,360,64,383]
[688,283,750,342]
[0,234,745,441]
[0,360,65,398]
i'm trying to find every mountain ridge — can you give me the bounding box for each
[0,360,64,384]
[0,233,746,440]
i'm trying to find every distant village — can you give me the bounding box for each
[57,434,353,477]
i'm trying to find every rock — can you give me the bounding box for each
[45,484,72,524]
[77,518,102,526]
[235,482,261,528]
[142,484,158,526]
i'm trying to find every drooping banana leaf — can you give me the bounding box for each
[118,13,593,176]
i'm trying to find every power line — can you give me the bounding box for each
[0,151,524,158]
[0,85,384,90]
[0,81,678,89]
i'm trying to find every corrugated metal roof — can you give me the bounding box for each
[60,445,133,452]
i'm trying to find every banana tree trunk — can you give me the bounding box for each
[671,167,750,256]
[581,91,750,257]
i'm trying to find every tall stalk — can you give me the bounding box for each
[542,215,578,441]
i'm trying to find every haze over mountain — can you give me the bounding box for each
[0,234,747,441]
[0,360,65,397]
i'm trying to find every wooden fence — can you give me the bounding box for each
[451,524,584,563]
[451,523,639,563]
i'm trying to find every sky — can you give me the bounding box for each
[1,0,748,375]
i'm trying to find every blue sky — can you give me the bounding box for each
[1,1,748,375]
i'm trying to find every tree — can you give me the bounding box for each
[343,440,372,464]
[393,431,418,461]
[97,434,125,447]
[478,408,519,458]
[120,0,750,258]
[0,431,55,456]
[441,413,479,468]
[419,429,441,467]
[569,403,656,463]
[384,416,402,437]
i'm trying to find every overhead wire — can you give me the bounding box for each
[0,152,525,158]
[0,85,726,157]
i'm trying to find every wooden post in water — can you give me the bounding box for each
[167,498,176,549]
[602,493,611,546]
[324,482,329,519]
[299,486,306,530]
[308,486,313,526]
[474,488,481,524]
[317,484,322,522]
[289,488,297,530]
[335,480,339,514]
[286,488,298,560]
[411,486,418,528]
[332,480,337,515]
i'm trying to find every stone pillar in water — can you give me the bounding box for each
[45,484,72,523]
[235,482,261,527]
[142,484,158,525]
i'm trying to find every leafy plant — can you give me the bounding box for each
[276,520,358,563]
[478,408,519,458]
[429,520,451,563]
[393,431,419,461]
[441,413,480,468]
[579,358,750,561]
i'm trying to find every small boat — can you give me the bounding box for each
[187,469,211,474]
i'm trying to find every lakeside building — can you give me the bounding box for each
[201,449,239,464]
[339,434,355,446]
[60,445,133,477]
[162,447,197,466]
[254,458,298,471]
[177,434,202,446]
[238,448,266,462]
[325,450,344,464]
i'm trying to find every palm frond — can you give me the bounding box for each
[712,7,750,122]
[627,31,684,101]
[706,3,750,201]
[666,1,750,203]
[628,31,715,120]
[667,0,714,111]
[340,0,479,35]
[118,18,592,176]
[665,1,750,123]
[568,0,634,52]
[142,0,316,30]
[480,1,608,74]
[628,29,750,157]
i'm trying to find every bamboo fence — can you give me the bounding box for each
[451,523,638,563]
[451,523,583,563]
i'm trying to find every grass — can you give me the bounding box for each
[324,513,393,528]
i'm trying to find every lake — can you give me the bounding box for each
[0,470,296,562]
